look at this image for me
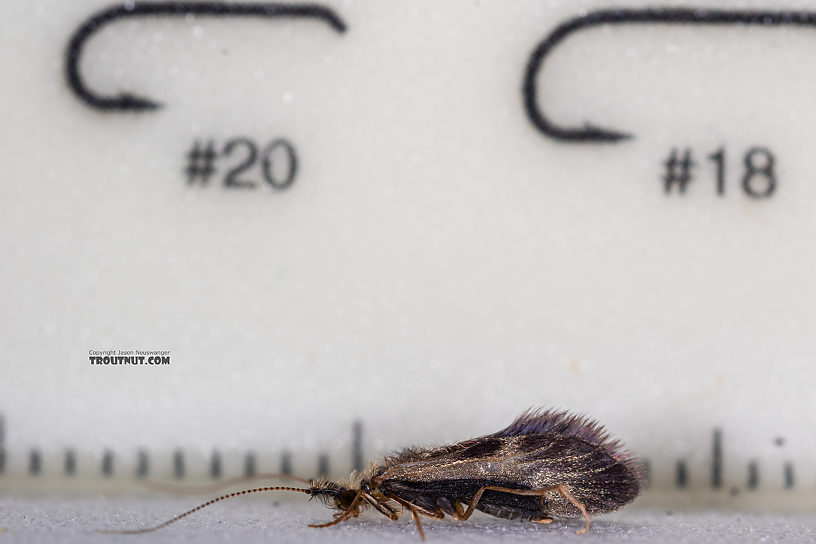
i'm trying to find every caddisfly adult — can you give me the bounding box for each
[106,409,644,539]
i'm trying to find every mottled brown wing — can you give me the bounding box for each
[375,410,643,518]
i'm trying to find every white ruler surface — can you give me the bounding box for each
[1,0,815,507]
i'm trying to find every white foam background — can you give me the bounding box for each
[1,0,816,496]
[2,498,816,543]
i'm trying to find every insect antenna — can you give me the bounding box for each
[141,472,312,494]
[97,486,311,534]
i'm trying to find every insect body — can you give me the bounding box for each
[111,409,644,538]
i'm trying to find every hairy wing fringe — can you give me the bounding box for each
[492,408,643,474]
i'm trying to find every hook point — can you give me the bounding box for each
[119,94,163,111]
[581,123,632,143]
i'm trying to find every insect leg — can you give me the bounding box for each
[555,484,591,535]
[362,493,400,521]
[459,485,590,534]
[387,496,444,520]
[308,491,364,529]
[409,507,425,541]
[386,496,445,542]
[452,501,466,520]
[449,498,548,524]
[459,485,553,520]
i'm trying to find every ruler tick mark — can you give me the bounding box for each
[641,458,651,488]
[244,451,256,477]
[0,415,5,474]
[352,420,363,473]
[747,460,759,490]
[29,449,41,476]
[136,449,149,479]
[675,460,688,488]
[173,450,185,479]
[102,449,114,477]
[280,450,292,476]
[784,462,795,489]
[65,449,76,476]
[317,453,329,477]
[210,450,222,479]
[712,429,723,489]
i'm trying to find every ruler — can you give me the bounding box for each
[0,413,809,508]
[1,0,815,511]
